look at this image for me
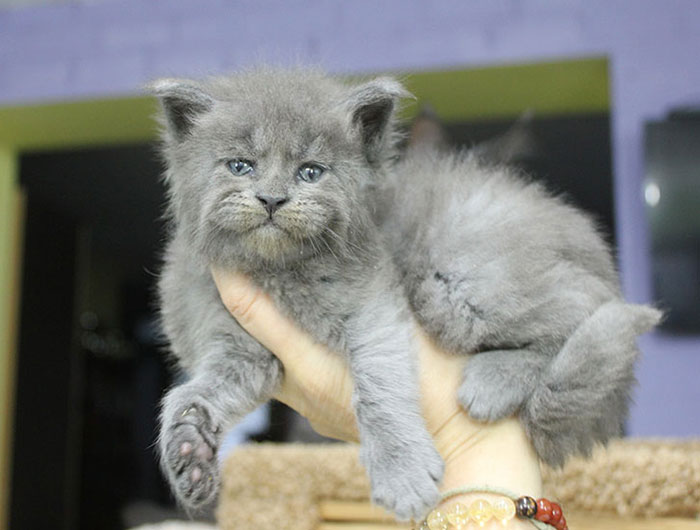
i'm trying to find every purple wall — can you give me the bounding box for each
[1,0,699,436]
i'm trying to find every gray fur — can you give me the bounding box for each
[378,147,661,466]
[150,68,659,517]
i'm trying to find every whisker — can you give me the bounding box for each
[320,236,341,264]
[306,234,321,258]
[325,227,369,260]
[313,236,329,261]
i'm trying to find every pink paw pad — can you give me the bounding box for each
[195,444,214,461]
[180,442,193,456]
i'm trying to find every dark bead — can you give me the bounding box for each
[535,498,553,523]
[550,502,563,524]
[515,496,537,518]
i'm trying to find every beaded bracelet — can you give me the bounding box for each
[415,486,568,530]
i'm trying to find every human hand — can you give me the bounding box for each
[211,268,542,524]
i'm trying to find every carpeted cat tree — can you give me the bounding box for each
[217,440,700,530]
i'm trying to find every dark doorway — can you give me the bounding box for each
[446,112,615,244]
[10,144,173,530]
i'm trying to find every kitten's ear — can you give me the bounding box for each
[345,78,411,164]
[147,78,214,142]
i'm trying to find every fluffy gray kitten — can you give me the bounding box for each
[150,69,660,519]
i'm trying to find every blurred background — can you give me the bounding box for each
[0,1,699,529]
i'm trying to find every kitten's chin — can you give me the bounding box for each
[242,224,316,265]
[203,218,323,268]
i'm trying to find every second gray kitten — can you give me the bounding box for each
[150,69,660,519]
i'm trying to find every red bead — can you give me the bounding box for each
[550,503,562,524]
[556,515,567,530]
[535,499,552,523]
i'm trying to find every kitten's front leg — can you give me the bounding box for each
[348,295,444,521]
[159,345,281,510]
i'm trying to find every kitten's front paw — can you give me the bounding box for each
[365,441,443,521]
[160,402,220,509]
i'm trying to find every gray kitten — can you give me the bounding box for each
[152,70,442,520]
[149,69,659,519]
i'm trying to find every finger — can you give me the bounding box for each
[308,419,359,443]
[275,381,353,440]
[275,367,356,427]
[210,267,319,366]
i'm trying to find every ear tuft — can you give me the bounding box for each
[147,78,214,142]
[345,77,412,165]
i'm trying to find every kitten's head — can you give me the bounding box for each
[150,69,407,268]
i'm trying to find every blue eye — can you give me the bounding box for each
[298,163,325,183]
[227,159,254,176]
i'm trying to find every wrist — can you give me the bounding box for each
[419,421,546,529]
[437,417,542,496]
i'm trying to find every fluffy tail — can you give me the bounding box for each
[521,301,662,467]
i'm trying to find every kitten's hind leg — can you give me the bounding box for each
[522,302,661,467]
[159,348,281,510]
[458,349,548,422]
